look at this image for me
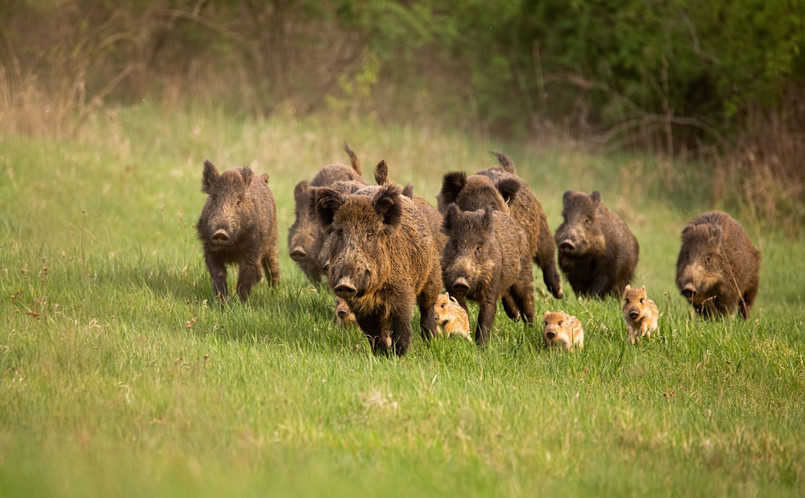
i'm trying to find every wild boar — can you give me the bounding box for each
[542,311,584,350]
[288,143,365,283]
[441,204,535,346]
[197,160,279,300]
[437,152,563,299]
[676,211,760,318]
[554,190,639,298]
[315,183,442,355]
[433,292,472,341]
[622,284,659,344]
[335,296,357,328]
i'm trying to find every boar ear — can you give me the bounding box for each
[373,184,403,229]
[496,178,520,205]
[260,172,269,185]
[315,187,346,227]
[562,190,573,205]
[202,160,219,193]
[591,190,602,205]
[439,172,467,206]
[624,284,632,293]
[374,160,389,185]
[402,183,414,199]
[442,203,461,234]
[640,285,646,292]
[239,166,254,186]
[708,225,723,241]
[481,207,494,232]
[294,180,310,200]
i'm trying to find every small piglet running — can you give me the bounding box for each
[676,211,760,318]
[441,205,535,346]
[197,160,280,300]
[315,183,442,355]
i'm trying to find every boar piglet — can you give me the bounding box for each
[288,143,365,283]
[676,211,760,319]
[441,204,535,346]
[315,183,442,355]
[555,190,639,298]
[197,160,279,300]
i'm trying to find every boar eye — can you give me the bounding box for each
[366,230,374,242]
[585,217,592,226]
[475,244,482,254]
[705,254,712,264]
[336,228,344,237]
[639,298,644,304]
[557,321,563,326]
[236,197,243,207]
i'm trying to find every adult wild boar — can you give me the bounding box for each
[197,160,279,300]
[437,152,563,299]
[288,143,365,282]
[315,183,442,355]
[554,190,639,298]
[676,211,760,318]
[441,204,535,346]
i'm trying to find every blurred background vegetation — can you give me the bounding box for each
[1,0,802,232]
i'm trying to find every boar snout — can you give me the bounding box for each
[545,330,556,340]
[334,278,357,299]
[211,229,231,244]
[451,276,470,294]
[681,283,697,299]
[558,239,575,252]
[336,307,350,319]
[289,246,307,262]
[628,310,640,320]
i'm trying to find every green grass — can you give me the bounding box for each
[1,104,803,497]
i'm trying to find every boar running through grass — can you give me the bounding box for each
[315,183,442,355]
[542,312,584,351]
[437,152,563,299]
[676,211,761,319]
[441,205,535,346]
[288,143,365,283]
[554,190,639,298]
[622,284,659,344]
[197,161,279,301]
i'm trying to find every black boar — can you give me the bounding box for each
[288,143,365,282]
[315,183,442,355]
[197,160,279,300]
[554,190,639,298]
[437,152,563,299]
[676,211,761,318]
[441,204,535,346]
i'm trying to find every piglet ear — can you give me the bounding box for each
[372,184,403,229]
[374,160,389,185]
[496,178,520,206]
[624,284,632,293]
[315,187,346,227]
[202,160,219,193]
[591,190,602,205]
[438,172,467,212]
[442,203,460,234]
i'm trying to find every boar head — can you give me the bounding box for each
[555,190,607,258]
[198,160,255,250]
[440,204,497,298]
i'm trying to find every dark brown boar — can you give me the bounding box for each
[554,190,639,298]
[437,152,563,299]
[288,143,365,282]
[441,204,535,346]
[676,211,760,319]
[197,160,279,300]
[314,183,442,355]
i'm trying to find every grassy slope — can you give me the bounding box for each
[0,105,803,497]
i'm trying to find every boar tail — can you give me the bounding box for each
[374,160,390,185]
[344,141,362,175]
[490,151,516,173]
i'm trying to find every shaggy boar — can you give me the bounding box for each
[676,211,761,319]
[441,205,535,346]
[555,190,639,298]
[288,143,365,282]
[622,284,659,344]
[542,311,584,350]
[315,183,442,355]
[437,152,563,299]
[197,160,279,300]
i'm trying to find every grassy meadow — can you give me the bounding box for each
[1,104,803,497]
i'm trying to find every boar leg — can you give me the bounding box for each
[205,254,228,300]
[509,282,535,326]
[417,267,441,341]
[475,294,498,346]
[501,292,521,321]
[539,259,564,299]
[236,258,262,301]
[262,246,281,286]
[739,286,758,320]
